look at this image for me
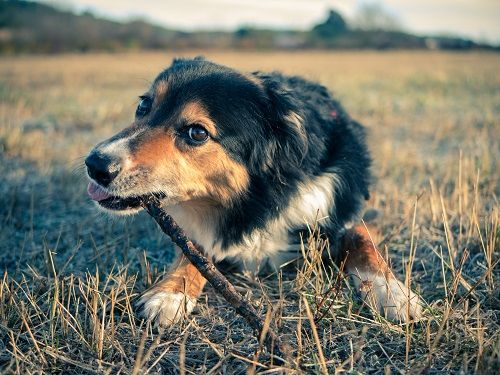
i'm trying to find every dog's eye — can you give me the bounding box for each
[136,97,152,117]
[185,125,209,144]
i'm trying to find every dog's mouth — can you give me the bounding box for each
[87,181,144,211]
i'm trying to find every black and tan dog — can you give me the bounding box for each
[85,57,422,326]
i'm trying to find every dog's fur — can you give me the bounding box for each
[85,57,422,326]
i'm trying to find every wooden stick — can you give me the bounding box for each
[140,197,288,362]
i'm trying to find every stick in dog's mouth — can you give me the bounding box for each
[87,181,164,211]
[139,195,288,362]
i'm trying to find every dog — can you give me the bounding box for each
[85,57,422,326]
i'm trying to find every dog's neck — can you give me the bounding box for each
[164,199,223,256]
[163,171,344,268]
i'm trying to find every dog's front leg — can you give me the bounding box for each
[340,225,423,322]
[138,253,207,327]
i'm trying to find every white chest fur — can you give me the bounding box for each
[166,172,340,269]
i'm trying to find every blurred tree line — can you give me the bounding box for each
[0,0,493,54]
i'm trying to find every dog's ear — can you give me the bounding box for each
[253,72,308,176]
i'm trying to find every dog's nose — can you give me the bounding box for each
[85,152,120,187]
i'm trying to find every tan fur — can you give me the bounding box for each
[127,107,249,204]
[340,225,390,276]
[154,80,169,100]
[150,255,206,298]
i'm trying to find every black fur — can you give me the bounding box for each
[154,58,371,250]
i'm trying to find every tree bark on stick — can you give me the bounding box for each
[140,197,287,361]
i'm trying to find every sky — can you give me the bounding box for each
[42,0,500,43]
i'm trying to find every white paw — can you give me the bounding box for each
[354,271,423,322]
[137,289,196,327]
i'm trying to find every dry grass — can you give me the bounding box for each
[0,51,499,374]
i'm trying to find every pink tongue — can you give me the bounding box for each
[87,181,112,201]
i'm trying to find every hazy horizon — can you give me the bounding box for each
[39,0,500,44]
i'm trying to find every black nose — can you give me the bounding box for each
[85,152,120,187]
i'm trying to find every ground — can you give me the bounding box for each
[0,51,498,374]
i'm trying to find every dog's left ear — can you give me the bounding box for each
[253,72,308,174]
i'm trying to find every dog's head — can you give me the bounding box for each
[85,57,307,215]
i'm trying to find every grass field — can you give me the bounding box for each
[0,51,498,374]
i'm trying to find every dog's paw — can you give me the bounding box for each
[357,273,423,322]
[137,289,196,327]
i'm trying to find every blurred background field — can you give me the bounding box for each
[1,0,498,53]
[0,50,498,374]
